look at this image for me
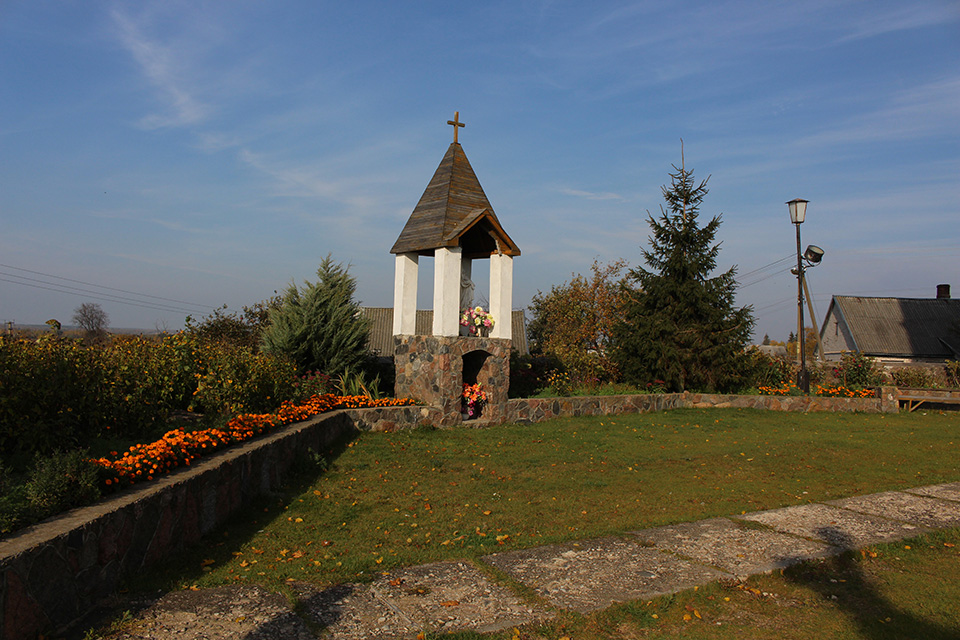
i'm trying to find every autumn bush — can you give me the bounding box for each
[0,333,297,458]
[527,259,627,384]
[889,366,936,389]
[830,351,886,388]
[946,361,960,388]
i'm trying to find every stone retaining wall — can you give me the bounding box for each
[0,389,898,638]
[507,387,899,420]
[0,405,438,640]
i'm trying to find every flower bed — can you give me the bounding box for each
[758,381,876,398]
[92,394,417,488]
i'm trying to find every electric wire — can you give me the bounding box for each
[0,263,214,310]
[0,276,206,315]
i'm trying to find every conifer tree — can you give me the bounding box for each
[613,150,754,392]
[262,256,371,375]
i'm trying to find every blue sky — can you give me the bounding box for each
[2,1,958,341]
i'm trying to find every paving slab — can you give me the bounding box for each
[296,583,416,640]
[483,536,728,614]
[735,503,929,548]
[110,585,316,640]
[631,517,835,578]
[904,481,960,503]
[826,490,960,529]
[297,560,542,639]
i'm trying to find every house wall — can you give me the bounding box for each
[820,307,856,360]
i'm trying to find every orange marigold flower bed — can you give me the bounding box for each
[813,384,877,399]
[92,394,416,488]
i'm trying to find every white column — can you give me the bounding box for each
[489,254,513,339]
[433,246,462,336]
[393,253,418,335]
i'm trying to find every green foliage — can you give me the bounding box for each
[335,370,384,400]
[745,348,796,388]
[25,450,101,518]
[189,347,297,416]
[831,351,885,388]
[0,459,27,534]
[0,450,103,537]
[613,152,755,392]
[0,333,297,458]
[508,352,562,398]
[262,256,372,376]
[543,369,573,396]
[184,296,282,351]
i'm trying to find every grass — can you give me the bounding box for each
[86,409,960,640]
[132,409,959,585]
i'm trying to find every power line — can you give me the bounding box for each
[737,254,794,279]
[0,263,214,310]
[0,276,206,315]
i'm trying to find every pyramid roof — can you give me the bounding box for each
[390,142,520,258]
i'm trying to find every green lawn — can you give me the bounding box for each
[120,408,960,638]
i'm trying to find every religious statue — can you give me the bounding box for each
[460,274,475,310]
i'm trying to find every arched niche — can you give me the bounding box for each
[462,349,491,386]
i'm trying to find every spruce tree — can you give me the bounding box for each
[613,151,754,392]
[262,255,371,375]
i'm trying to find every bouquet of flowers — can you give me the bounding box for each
[461,383,487,418]
[460,306,495,336]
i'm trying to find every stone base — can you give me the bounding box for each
[394,335,511,426]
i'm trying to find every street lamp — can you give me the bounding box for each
[787,198,810,392]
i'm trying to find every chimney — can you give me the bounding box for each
[937,283,950,299]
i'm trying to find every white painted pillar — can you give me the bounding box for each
[433,246,462,336]
[489,253,513,339]
[393,253,419,335]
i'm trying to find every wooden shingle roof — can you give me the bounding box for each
[390,142,520,258]
[828,295,960,359]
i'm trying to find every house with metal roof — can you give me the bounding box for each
[819,285,960,363]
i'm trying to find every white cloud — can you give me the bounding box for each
[800,76,960,146]
[838,3,959,42]
[559,187,624,201]
[110,8,209,129]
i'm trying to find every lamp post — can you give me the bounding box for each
[787,198,810,393]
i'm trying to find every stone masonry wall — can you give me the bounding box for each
[506,387,899,421]
[393,335,510,426]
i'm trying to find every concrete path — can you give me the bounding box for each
[104,482,960,639]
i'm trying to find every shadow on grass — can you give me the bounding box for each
[74,430,364,639]
[783,527,957,639]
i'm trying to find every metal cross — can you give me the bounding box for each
[447,111,465,143]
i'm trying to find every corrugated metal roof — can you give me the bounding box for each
[362,308,528,356]
[832,296,960,358]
